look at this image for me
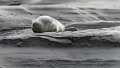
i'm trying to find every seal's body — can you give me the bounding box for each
[32,16,65,33]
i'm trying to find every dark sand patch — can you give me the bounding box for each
[28,7,73,11]
[5,57,120,68]
[1,47,120,68]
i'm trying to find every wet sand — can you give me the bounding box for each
[0,0,120,68]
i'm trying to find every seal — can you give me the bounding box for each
[32,16,78,33]
[32,16,65,33]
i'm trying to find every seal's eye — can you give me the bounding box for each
[33,23,35,26]
[33,22,37,26]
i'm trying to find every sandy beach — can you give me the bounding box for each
[0,0,120,68]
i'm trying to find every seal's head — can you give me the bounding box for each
[32,22,42,33]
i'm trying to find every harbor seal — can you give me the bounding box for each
[32,16,78,33]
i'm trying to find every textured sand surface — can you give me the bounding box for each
[0,0,120,68]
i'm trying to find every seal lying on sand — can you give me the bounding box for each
[32,16,77,33]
